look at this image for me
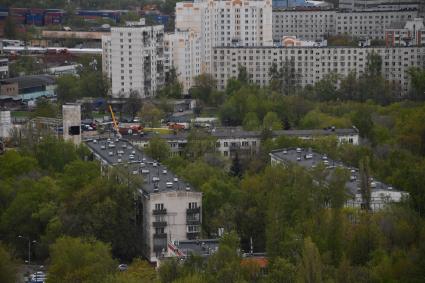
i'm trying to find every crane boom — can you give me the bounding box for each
[108,105,121,138]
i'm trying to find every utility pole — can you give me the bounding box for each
[18,236,37,265]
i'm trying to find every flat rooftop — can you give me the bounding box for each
[126,127,358,142]
[171,239,219,258]
[270,148,403,196]
[85,138,194,195]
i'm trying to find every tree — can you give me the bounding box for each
[191,74,217,105]
[146,135,170,162]
[263,112,282,131]
[366,52,382,77]
[359,157,372,211]
[3,17,16,39]
[408,67,425,101]
[237,65,249,83]
[243,112,260,131]
[297,237,323,283]
[106,258,156,283]
[47,237,116,283]
[122,90,142,120]
[160,66,183,98]
[268,59,300,95]
[34,137,78,172]
[56,75,80,103]
[139,102,164,127]
[314,72,339,101]
[184,129,217,160]
[0,244,17,283]
[32,99,58,118]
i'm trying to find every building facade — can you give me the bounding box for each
[164,31,202,93]
[272,9,418,41]
[129,127,360,158]
[270,147,408,211]
[102,20,165,98]
[339,0,420,12]
[212,46,425,94]
[175,0,273,74]
[385,18,425,47]
[85,138,202,264]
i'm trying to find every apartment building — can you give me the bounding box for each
[339,0,420,11]
[175,0,273,74]
[0,58,8,79]
[102,19,165,98]
[164,31,202,93]
[385,18,425,47]
[85,138,202,264]
[212,46,425,93]
[272,9,418,41]
[270,148,408,211]
[128,127,360,158]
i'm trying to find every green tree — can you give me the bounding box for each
[314,72,339,101]
[139,102,164,127]
[56,75,80,103]
[47,237,116,283]
[408,67,425,101]
[237,65,249,84]
[0,244,17,283]
[243,112,260,131]
[359,157,372,211]
[146,135,170,162]
[190,74,217,105]
[106,258,156,283]
[297,237,323,283]
[263,112,282,130]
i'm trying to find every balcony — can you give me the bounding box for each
[152,221,167,228]
[186,219,200,225]
[186,231,200,240]
[186,207,201,214]
[153,208,167,215]
[153,233,167,239]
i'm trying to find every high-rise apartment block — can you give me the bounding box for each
[164,31,203,93]
[174,0,273,75]
[102,19,165,98]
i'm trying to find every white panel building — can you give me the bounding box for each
[102,20,165,98]
[85,138,202,264]
[175,0,273,74]
[164,31,203,93]
[272,9,418,41]
[212,46,425,94]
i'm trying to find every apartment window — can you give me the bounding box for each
[189,202,198,209]
[155,227,165,234]
[224,142,228,147]
[155,203,164,210]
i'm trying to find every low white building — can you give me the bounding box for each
[85,138,202,264]
[270,148,408,211]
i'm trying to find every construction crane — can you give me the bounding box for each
[108,105,122,138]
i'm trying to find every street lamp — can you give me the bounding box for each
[17,235,37,265]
